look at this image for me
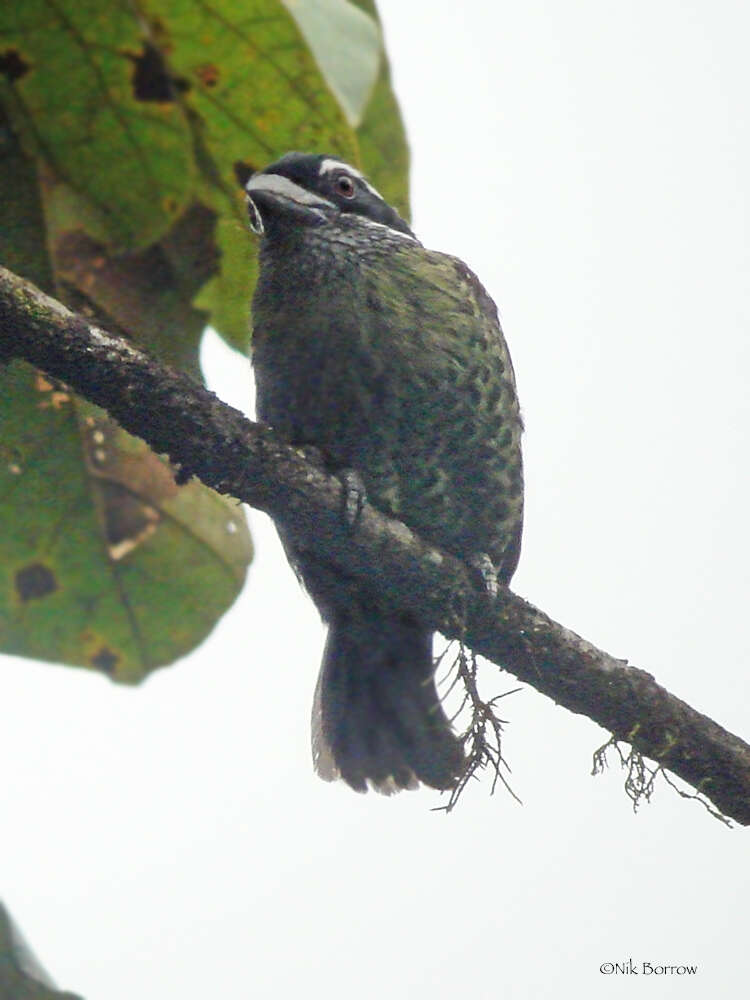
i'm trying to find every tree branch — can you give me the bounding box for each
[2,264,749,824]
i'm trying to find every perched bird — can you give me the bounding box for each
[246,152,523,794]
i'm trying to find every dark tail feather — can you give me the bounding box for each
[311,612,465,793]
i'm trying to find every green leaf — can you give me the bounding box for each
[0,0,411,674]
[0,100,252,680]
[0,0,408,356]
[281,0,382,127]
[0,364,251,682]
[0,0,195,250]
[0,902,83,1000]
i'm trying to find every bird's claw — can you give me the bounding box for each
[470,552,500,598]
[339,469,367,527]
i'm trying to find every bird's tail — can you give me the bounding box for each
[311,612,465,793]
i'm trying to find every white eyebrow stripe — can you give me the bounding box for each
[318,157,383,199]
[318,157,363,178]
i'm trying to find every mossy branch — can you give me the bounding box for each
[2,264,749,824]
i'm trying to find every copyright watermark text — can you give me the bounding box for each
[600,959,697,976]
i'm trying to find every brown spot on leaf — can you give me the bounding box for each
[34,372,70,409]
[90,646,120,674]
[130,42,188,102]
[47,391,71,409]
[0,49,29,82]
[195,63,220,88]
[15,563,58,602]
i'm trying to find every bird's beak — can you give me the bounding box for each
[245,174,334,235]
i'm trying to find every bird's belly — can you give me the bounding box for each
[252,311,522,577]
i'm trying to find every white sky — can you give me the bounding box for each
[3,2,749,997]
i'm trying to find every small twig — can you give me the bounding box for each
[435,643,523,812]
[592,738,732,826]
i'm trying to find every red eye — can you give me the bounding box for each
[335,174,356,198]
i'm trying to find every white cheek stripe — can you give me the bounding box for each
[318,157,383,199]
[245,172,336,210]
[358,215,419,243]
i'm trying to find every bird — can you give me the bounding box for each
[246,152,524,794]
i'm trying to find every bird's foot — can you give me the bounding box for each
[469,552,500,599]
[292,444,367,527]
[338,468,368,528]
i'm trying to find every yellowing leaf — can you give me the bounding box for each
[0,0,194,249]
[0,0,411,675]
[0,365,251,682]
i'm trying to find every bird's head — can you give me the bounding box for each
[245,152,416,240]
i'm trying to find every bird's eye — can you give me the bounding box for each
[335,174,356,198]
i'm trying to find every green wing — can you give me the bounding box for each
[356,241,524,574]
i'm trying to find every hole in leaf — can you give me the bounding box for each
[98,482,161,559]
[130,43,188,102]
[0,49,30,82]
[15,563,58,601]
[90,646,120,674]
